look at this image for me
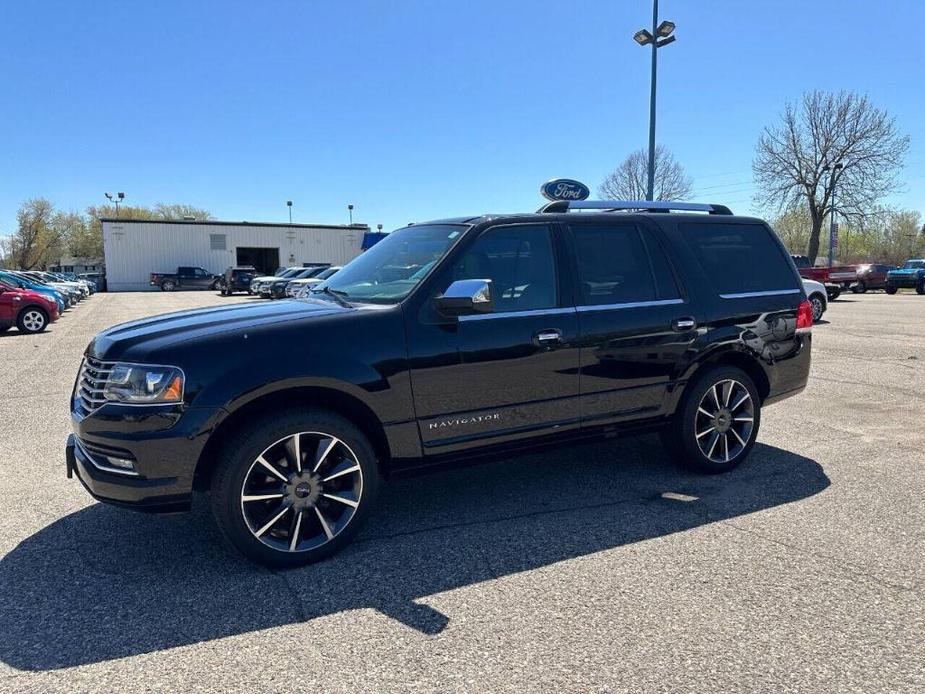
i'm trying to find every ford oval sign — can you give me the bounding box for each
[541,178,590,202]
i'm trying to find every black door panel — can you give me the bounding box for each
[407,223,580,452]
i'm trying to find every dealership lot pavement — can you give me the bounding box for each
[0,291,922,693]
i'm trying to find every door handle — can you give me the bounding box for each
[534,328,563,346]
[672,317,696,331]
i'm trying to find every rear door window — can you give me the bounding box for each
[680,222,798,295]
[570,223,658,305]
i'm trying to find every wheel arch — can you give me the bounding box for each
[193,385,392,491]
[669,348,771,416]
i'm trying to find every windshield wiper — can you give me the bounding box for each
[311,285,352,307]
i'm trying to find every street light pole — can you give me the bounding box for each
[287,200,293,224]
[633,5,676,201]
[646,0,659,202]
[348,204,354,225]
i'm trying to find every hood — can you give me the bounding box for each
[89,297,352,361]
[889,267,924,275]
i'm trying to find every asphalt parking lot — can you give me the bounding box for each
[0,291,923,693]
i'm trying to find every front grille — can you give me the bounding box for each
[76,356,115,415]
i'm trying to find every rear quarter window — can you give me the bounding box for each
[680,222,798,295]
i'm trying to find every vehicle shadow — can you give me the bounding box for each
[0,436,829,671]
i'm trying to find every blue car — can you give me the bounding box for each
[885,259,925,295]
[0,271,67,312]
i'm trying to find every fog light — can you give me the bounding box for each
[104,456,137,472]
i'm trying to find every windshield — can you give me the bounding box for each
[902,260,924,269]
[316,224,468,303]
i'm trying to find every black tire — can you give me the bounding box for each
[826,288,841,301]
[852,281,866,294]
[885,286,898,295]
[220,287,228,296]
[16,306,48,334]
[809,294,825,322]
[917,283,925,296]
[210,408,381,567]
[660,365,761,474]
[210,280,221,291]
[161,280,176,292]
[0,325,10,333]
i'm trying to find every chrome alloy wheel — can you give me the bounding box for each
[240,432,363,553]
[21,310,45,332]
[694,379,755,464]
[810,296,824,322]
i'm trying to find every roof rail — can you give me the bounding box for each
[537,200,733,215]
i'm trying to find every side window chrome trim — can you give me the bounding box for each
[459,307,577,322]
[576,298,684,312]
[719,289,801,299]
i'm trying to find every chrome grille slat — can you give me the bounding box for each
[76,356,114,414]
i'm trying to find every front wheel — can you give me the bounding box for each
[917,283,925,296]
[661,366,761,474]
[852,281,866,294]
[17,307,48,334]
[885,286,898,295]
[211,409,381,567]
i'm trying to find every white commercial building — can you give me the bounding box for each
[101,218,368,291]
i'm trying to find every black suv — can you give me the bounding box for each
[219,265,258,295]
[66,200,813,566]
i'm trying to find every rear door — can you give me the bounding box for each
[568,219,697,426]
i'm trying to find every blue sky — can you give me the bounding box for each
[1,0,923,235]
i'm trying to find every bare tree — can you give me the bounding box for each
[753,90,910,263]
[599,145,693,201]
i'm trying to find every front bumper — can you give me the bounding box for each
[66,403,220,513]
[886,275,922,288]
[66,434,192,512]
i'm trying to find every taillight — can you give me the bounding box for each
[796,299,813,332]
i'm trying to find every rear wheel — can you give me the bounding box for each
[161,280,176,291]
[917,283,925,296]
[17,307,48,334]
[852,280,866,294]
[810,295,825,322]
[661,366,761,474]
[885,286,898,295]
[211,409,380,567]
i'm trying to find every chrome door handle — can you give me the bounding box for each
[672,317,696,331]
[534,329,563,346]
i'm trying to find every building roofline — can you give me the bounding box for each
[99,218,370,231]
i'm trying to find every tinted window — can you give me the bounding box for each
[642,232,681,299]
[681,222,797,295]
[571,224,656,305]
[452,225,557,312]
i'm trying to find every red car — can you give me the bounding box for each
[852,263,895,293]
[0,280,60,334]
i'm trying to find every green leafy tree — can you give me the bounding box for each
[10,198,63,269]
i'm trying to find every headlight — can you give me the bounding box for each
[103,363,185,404]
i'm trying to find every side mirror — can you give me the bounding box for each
[435,279,494,317]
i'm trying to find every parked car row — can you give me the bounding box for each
[230,265,342,299]
[0,269,95,334]
[791,255,925,298]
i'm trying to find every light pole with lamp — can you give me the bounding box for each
[105,192,125,217]
[286,200,293,224]
[348,204,354,225]
[633,1,676,201]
